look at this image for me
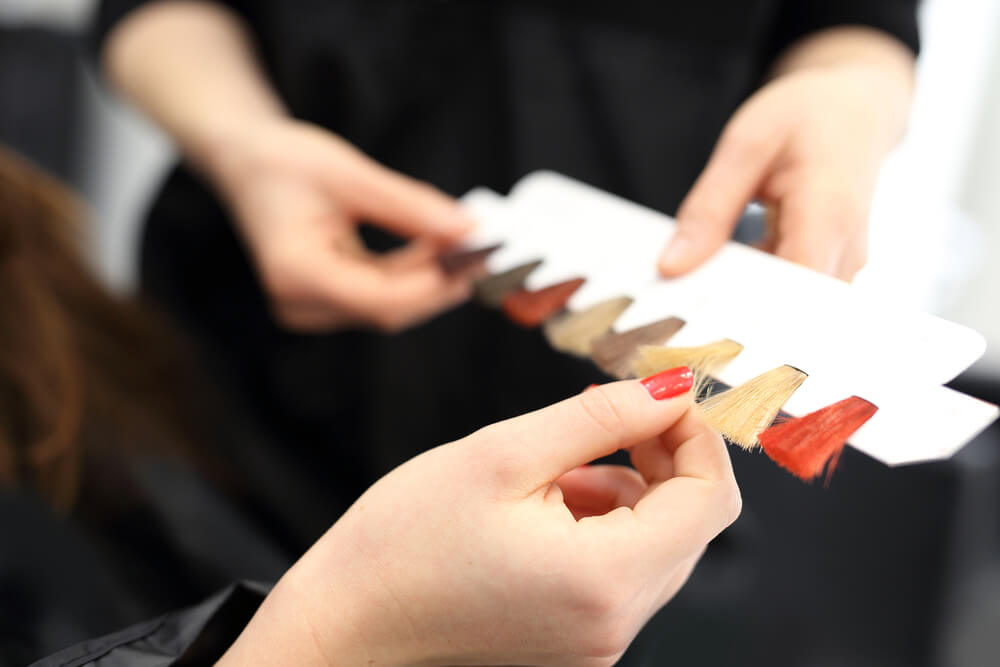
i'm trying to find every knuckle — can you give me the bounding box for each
[370,309,408,333]
[272,305,307,330]
[820,190,869,227]
[412,180,443,201]
[577,388,628,448]
[719,124,768,164]
[719,478,743,527]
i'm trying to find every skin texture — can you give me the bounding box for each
[215,380,740,666]
[658,27,916,282]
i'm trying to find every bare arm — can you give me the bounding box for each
[102,1,286,183]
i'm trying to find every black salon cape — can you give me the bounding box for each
[0,456,291,666]
[30,582,267,667]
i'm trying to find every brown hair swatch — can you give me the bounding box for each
[438,243,502,275]
[590,317,686,379]
[474,259,544,306]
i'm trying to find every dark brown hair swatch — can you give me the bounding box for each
[438,243,503,275]
[474,259,544,306]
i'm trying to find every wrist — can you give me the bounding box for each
[185,110,290,197]
[769,27,915,147]
[215,562,380,667]
[770,26,915,82]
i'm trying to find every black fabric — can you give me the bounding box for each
[29,582,268,667]
[0,459,291,665]
[0,28,80,184]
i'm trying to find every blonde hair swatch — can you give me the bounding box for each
[632,339,743,395]
[699,365,807,450]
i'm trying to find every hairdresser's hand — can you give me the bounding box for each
[210,119,477,332]
[103,3,477,333]
[218,370,740,667]
[659,28,915,282]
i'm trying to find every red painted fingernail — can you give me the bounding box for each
[640,366,694,400]
[585,383,600,390]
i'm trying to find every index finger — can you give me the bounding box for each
[475,377,695,495]
[312,250,472,330]
[336,157,475,243]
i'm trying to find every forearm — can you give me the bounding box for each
[101,0,286,180]
[770,26,915,143]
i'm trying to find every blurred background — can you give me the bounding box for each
[1,0,998,665]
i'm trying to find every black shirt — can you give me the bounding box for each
[97,0,918,211]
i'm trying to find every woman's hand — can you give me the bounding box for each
[104,1,477,333]
[219,369,741,666]
[659,27,915,281]
[210,119,478,332]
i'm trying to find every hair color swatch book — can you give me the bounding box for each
[458,172,998,473]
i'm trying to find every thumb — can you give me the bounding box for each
[659,123,783,277]
[334,150,475,243]
[474,368,695,493]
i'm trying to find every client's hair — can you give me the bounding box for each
[0,146,206,511]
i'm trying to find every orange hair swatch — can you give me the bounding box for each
[759,396,878,482]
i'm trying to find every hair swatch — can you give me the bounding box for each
[699,365,808,449]
[438,243,503,275]
[474,259,544,306]
[632,339,743,394]
[502,277,586,328]
[543,296,634,356]
[760,396,877,482]
[590,317,686,379]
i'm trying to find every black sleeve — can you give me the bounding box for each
[767,0,920,61]
[92,0,250,53]
[29,582,270,667]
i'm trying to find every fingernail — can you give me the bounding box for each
[659,235,691,273]
[585,383,600,391]
[640,366,694,400]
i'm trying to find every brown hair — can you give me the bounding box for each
[0,146,209,511]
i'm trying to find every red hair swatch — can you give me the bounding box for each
[759,396,878,482]
[502,277,585,327]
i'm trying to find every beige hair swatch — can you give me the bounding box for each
[543,296,634,356]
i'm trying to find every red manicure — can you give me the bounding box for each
[640,366,694,400]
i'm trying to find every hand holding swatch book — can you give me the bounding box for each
[452,172,998,481]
